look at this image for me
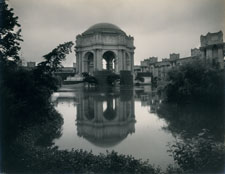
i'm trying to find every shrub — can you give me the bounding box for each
[168,129,225,173]
[163,60,224,104]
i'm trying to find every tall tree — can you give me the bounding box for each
[37,41,74,74]
[0,0,23,63]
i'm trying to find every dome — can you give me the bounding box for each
[77,121,135,148]
[82,23,126,35]
[84,135,127,148]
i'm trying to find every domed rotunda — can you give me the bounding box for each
[75,23,135,75]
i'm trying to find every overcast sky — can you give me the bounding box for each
[9,0,225,66]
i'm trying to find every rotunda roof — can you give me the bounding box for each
[82,23,126,35]
[84,135,127,148]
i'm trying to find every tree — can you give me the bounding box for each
[107,73,120,85]
[168,129,225,173]
[163,60,224,104]
[82,73,98,85]
[37,41,74,74]
[0,0,23,63]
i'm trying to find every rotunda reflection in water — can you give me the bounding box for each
[76,88,136,148]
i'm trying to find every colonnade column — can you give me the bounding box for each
[107,61,113,71]
[93,50,97,71]
[114,56,119,73]
[117,50,123,72]
[130,52,134,73]
[82,52,87,73]
[122,50,126,70]
[76,51,83,74]
[95,49,102,71]
[75,51,79,73]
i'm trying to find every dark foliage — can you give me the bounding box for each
[5,139,161,174]
[168,129,225,173]
[82,73,98,84]
[81,72,89,78]
[0,1,23,63]
[0,39,73,139]
[84,76,98,84]
[156,101,225,173]
[135,76,144,82]
[152,77,158,88]
[107,73,120,85]
[163,60,224,104]
[37,41,74,74]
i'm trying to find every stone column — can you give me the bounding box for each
[80,52,85,73]
[95,49,102,71]
[114,57,118,74]
[122,50,126,70]
[107,60,113,71]
[93,51,96,71]
[82,52,87,73]
[126,52,131,71]
[117,50,123,72]
[79,52,82,74]
[114,51,119,74]
[130,52,134,73]
[75,51,79,73]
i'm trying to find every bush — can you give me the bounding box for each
[168,129,225,173]
[163,60,224,104]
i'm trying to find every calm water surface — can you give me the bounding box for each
[52,85,175,168]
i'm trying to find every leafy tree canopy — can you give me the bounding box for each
[0,0,23,63]
[37,41,74,74]
[163,60,224,104]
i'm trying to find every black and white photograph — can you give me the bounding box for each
[0,0,224,173]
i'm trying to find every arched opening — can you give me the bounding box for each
[84,52,94,74]
[102,51,116,71]
[103,98,116,121]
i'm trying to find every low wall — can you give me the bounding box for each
[94,70,113,86]
[94,70,133,86]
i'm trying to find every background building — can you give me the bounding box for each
[137,31,225,82]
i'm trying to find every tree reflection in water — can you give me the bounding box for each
[135,87,224,173]
[157,103,224,141]
[150,93,224,173]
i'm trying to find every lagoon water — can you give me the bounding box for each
[52,85,224,170]
[52,85,175,169]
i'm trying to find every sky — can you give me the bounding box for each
[9,0,225,66]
